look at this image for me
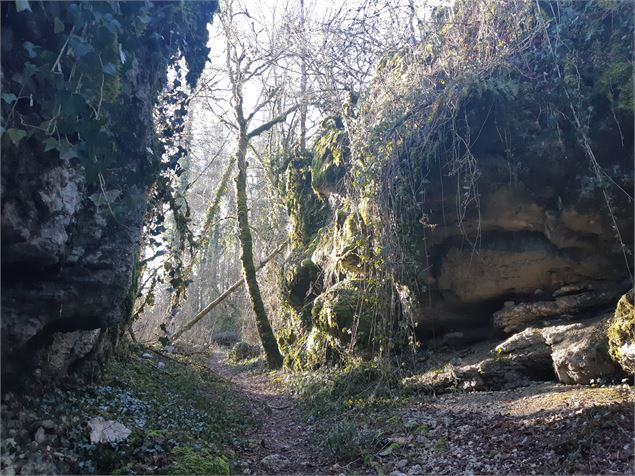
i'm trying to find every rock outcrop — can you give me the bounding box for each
[2,144,146,383]
[608,290,635,374]
[375,2,634,340]
[492,285,621,334]
[273,1,633,376]
[1,1,216,387]
[410,314,621,393]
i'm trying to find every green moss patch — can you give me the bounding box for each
[163,447,230,475]
[312,279,374,345]
[608,290,635,373]
[311,118,350,199]
[285,149,329,247]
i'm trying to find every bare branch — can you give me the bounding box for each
[247,103,300,139]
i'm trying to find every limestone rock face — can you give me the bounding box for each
[412,315,620,393]
[1,148,146,386]
[492,287,620,334]
[38,330,103,377]
[394,45,634,338]
[412,164,632,335]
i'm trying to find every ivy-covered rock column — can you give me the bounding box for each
[0,0,217,387]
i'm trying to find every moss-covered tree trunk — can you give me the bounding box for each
[216,2,303,368]
[234,133,284,368]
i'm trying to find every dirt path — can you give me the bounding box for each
[206,351,634,475]
[207,352,332,475]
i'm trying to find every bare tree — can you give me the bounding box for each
[198,0,306,367]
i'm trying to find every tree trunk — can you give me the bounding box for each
[234,134,284,368]
[299,0,307,150]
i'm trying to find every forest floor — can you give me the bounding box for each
[0,345,253,475]
[212,348,635,476]
[1,344,633,475]
[207,351,332,475]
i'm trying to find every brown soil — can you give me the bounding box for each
[374,382,635,475]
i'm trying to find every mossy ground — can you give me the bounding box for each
[282,360,401,469]
[0,343,253,475]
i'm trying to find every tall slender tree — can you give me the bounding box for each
[205,0,300,367]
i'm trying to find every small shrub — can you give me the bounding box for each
[211,331,240,347]
[321,420,384,461]
[322,420,359,460]
[228,342,261,362]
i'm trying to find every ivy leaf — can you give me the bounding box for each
[5,128,28,145]
[15,0,31,12]
[43,137,59,152]
[23,62,38,78]
[102,63,117,76]
[69,37,93,58]
[89,189,121,207]
[59,147,80,161]
[61,93,88,116]
[106,19,122,34]
[1,93,17,104]
[23,41,39,59]
[54,17,65,34]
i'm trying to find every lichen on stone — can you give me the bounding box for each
[608,290,635,374]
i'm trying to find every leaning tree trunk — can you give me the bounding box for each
[234,134,284,368]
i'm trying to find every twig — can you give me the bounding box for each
[96,54,105,119]
[50,26,75,73]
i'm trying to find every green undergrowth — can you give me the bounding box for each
[283,359,407,467]
[227,355,269,375]
[3,343,252,475]
[227,342,261,363]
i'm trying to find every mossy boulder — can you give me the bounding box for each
[304,327,342,367]
[336,213,365,274]
[279,279,380,370]
[312,154,347,198]
[285,150,328,247]
[280,254,321,310]
[228,342,261,362]
[312,118,349,198]
[278,322,340,370]
[311,280,374,347]
[310,211,373,277]
[608,290,635,374]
